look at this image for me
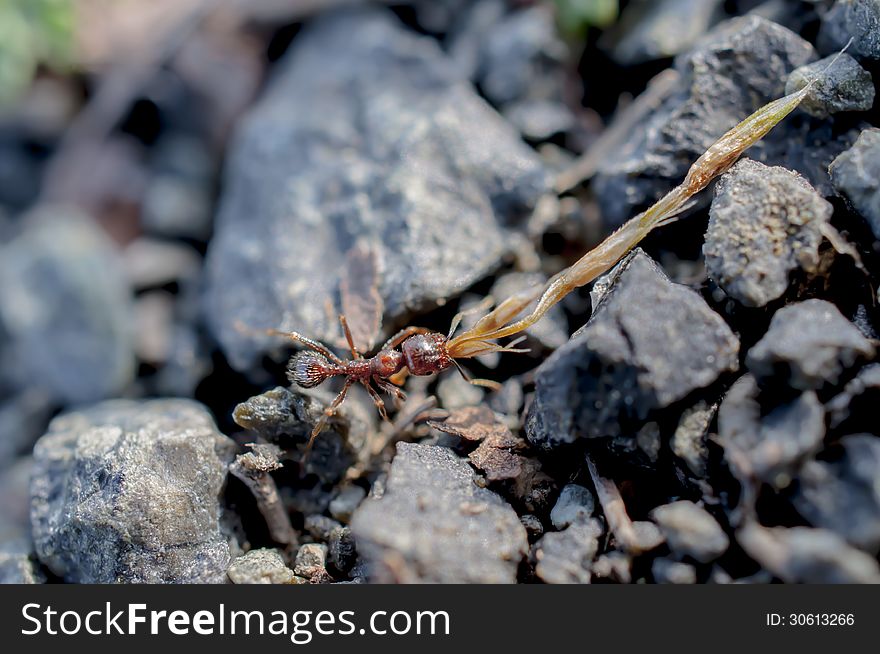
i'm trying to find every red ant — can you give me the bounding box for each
[256,297,530,454]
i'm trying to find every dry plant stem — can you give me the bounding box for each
[586,455,644,554]
[229,453,298,547]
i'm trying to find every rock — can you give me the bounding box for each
[591,551,632,584]
[293,543,328,580]
[826,363,880,430]
[327,526,357,575]
[672,401,716,477]
[785,53,875,118]
[227,548,296,584]
[0,458,33,543]
[818,0,880,62]
[830,128,880,239]
[793,434,880,553]
[738,523,880,583]
[329,485,366,523]
[703,160,833,308]
[532,520,602,584]
[649,501,729,563]
[746,300,875,390]
[30,399,238,583]
[652,557,697,584]
[602,0,724,65]
[0,389,53,466]
[0,208,135,404]
[525,250,739,449]
[718,375,825,488]
[0,544,45,584]
[520,514,544,542]
[350,443,527,583]
[592,16,818,226]
[303,515,342,542]
[204,8,548,371]
[550,484,595,530]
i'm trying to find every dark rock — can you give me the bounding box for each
[0,209,135,404]
[746,300,875,390]
[703,160,832,308]
[532,520,603,584]
[718,375,825,488]
[652,557,697,584]
[738,523,880,583]
[204,8,548,371]
[550,484,595,530]
[593,16,817,226]
[785,53,875,118]
[519,514,544,542]
[350,443,527,583]
[327,526,357,575]
[0,544,45,584]
[526,250,739,449]
[818,0,880,62]
[30,399,238,583]
[672,401,716,477]
[650,500,729,563]
[793,434,880,553]
[227,548,296,584]
[830,128,880,239]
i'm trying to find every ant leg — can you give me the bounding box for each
[236,321,345,366]
[305,377,355,455]
[447,296,495,339]
[382,326,432,350]
[359,379,389,422]
[338,314,360,359]
[375,377,407,403]
[451,360,501,391]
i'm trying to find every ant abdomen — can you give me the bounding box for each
[287,351,335,388]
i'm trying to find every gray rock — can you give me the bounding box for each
[0,209,135,404]
[830,128,880,239]
[650,500,729,563]
[0,389,53,466]
[350,443,527,583]
[293,543,328,580]
[30,399,238,583]
[704,160,832,307]
[525,250,739,449]
[672,401,716,477]
[550,484,595,530]
[827,363,880,430]
[785,53,875,118]
[204,8,548,371]
[718,375,826,488]
[329,485,366,523]
[818,0,880,62]
[738,523,880,583]
[593,16,819,226]
[0,458,33,544]
[591,551,632,584]
[793,434,880,553]
[533,520,602,584]
[652,557,697,584]
[747,299,875,390]
[0,544,45,584]
[227,548,296,584]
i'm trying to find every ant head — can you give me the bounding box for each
[287,351,334,388]
[371,348,404,378]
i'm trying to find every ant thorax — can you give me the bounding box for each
[401,332,452,376]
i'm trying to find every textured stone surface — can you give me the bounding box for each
[525,250,739,449]
[532,520,602,584]
[550,484,595,530]
[785,53,875,118]
[204,8,548,371]
[704,160,833,307]
[650,501,729,563]
[30,399,237,583]
[227,548,295,584]
[350,443,527,583]
[747,300,875,390]
[830,128,880,239]
[818,0,880,61]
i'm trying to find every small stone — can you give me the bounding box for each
[818,0,880,62]
[826,363,880,430]
[526,250,739,449]
[0,544,45,584]
[718,375,825,488]
[830,128,880,239]
[30,399,238,583]
[550,484,595,530]
[652,557,697,584]
[329,485,367,523]
[591,551,632,584]
[704,160,833,308]
[793,434,880,553]
[631,521,666,551]
[650,500,729,563]
[293,543,328,580]
[227,549,296,585]
[746,300,875,390]
[327,527,357,575]
[533,520,602,584]
[304,515,342,542]
[350,443,527,583]
[786,53,875,118]
[519,514,544,542]
[672,401,716,477]
[738,523,880,583]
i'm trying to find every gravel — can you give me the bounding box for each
[532,520,603,584]
[830,128,880,240]
[785,53,875,118]
[650,501,730,563]
[549,484,595,530]
[227,548,296,584]
[818,0,880,62]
